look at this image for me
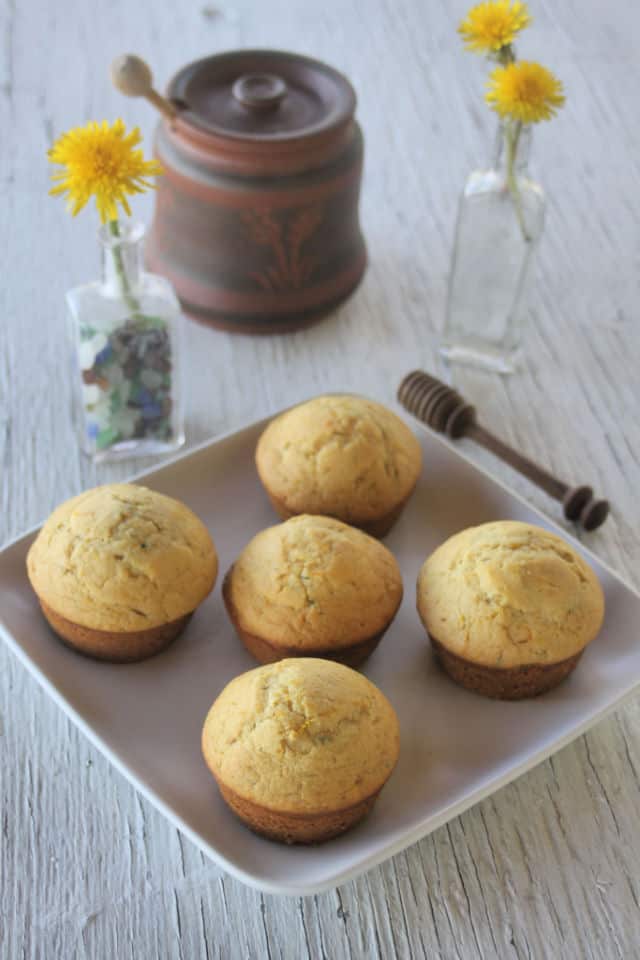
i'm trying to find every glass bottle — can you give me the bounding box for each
[440,124,545,374]
[67,222,185,462]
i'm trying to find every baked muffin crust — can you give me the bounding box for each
[417,521,605,669]
[255,395,422,529]
[224,515,402,652]
[202,658,400,815]
[27,484,217,633]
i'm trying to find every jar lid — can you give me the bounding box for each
[167,49,356,144]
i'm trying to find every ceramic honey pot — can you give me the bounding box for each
[112,50,366,333]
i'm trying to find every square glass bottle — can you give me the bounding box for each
[440,124,545,374]
[67,222,185,462]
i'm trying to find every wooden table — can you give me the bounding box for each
[2,0,639,955]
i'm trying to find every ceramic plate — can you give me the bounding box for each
[1,408,638,895]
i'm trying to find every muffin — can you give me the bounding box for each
[255,394,422,537]
[223,515,403,667]
[27,483,218,662]
[417,521,605,699]
[202,658,400,844]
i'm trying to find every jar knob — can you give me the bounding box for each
[110,54,178,121]
[232,73,288,112]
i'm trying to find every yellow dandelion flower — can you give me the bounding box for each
[48,119,162,223]
[486,61,565,123]
[458,0,531,54]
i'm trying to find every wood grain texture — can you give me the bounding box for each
[1,0,639,957]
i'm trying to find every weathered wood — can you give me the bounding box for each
[1,0,639,957]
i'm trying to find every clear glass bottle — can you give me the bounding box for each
[440,124,545,374]
[67,222,185,462]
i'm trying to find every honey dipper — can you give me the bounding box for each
[397,370,609,531]
[110,55,178,121]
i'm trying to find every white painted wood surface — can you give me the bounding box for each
[1,0,639,955]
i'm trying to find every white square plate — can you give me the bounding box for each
[1,409,638,896]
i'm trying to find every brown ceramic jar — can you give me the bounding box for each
[145,50,366,333]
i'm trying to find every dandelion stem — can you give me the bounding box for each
[108,219,140,315]
[497,43,515,66]
[505,120,530,243]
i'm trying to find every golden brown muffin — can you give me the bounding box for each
[27,483,218,662]
[417,521,605,699]
[202,658,400,844]
[255,394,422,537]
[223,515,403,667]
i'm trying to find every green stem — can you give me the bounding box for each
[504,120,531,243]
[108,218,140,315]
[497,43,515,66]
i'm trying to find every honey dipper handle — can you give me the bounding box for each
[110,54,178,120]
[468,422,566,500]
[469,422,610,531]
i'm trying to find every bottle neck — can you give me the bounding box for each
[492,121,532,175]
[100,221,145,298]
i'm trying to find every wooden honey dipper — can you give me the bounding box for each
[398,370,610,531]
[110,55,178,121]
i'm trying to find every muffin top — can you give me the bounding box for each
[27,484,217,632]
[202,658,400,813]
[225,515,403,650]
[417,521,605,669]
[255,395,422,524]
